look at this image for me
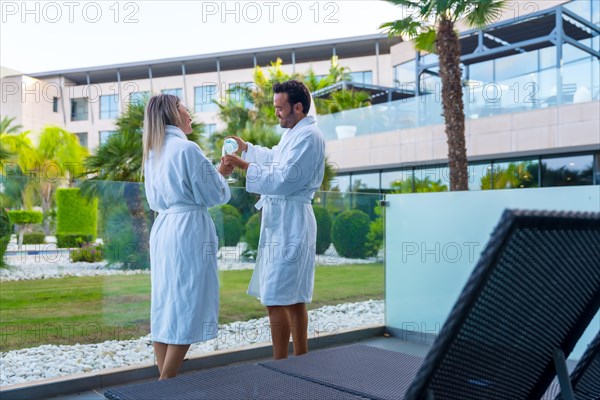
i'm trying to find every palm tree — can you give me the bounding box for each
[0,127,87,225]
[381,0,506,191]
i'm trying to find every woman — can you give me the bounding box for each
[142,94,233,379]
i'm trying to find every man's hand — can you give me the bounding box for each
[227,136,248,154]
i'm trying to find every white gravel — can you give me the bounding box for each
[1,243,381,282]
[0,300,384,387]
[0,242,384,386]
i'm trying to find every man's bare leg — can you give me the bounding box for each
[267,306,291,360]
[288,303,308,356]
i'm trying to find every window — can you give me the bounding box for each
[99,130,117,145]
[381,169,414,193]
[228,82,253,109]
[394,60,416,90]
[413,165,449,192]
[195,85,218,112]
[495,52,538,82]
[162,88,182,98]
[204,123,217,137]
[330,174,350,192]
[129,91,149,106]
[541,154,594,187]
[70,98,88,121]
[75,132,88,148]
[469,163,493,191]
[348,71,372,85]
[52,97,59,113]
[100,95,119,119]
[490,159,539,189]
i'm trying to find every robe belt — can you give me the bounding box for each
[158,205,207,214]
[255,195,311,210]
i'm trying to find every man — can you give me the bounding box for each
[224,80,325,359]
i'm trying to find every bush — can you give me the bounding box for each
[56,234,94,248]
[71,243,104,262]
[242,213,261,259]
[56,188,98,239]
[313,205,332,254]
[101,204,151,270]
[331,210,371,259]
[0,208,12,238]
[0,236,10,268]
[22,232,46,245]
[209,204,244,247]
[7,210,43,225]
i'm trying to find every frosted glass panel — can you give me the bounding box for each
[385,186,600,359]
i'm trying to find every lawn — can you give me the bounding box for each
[0,263,383,351]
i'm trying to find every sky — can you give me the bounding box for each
[1,0,407,74]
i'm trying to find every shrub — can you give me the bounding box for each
[101,204,151,270]
[71,243,104,262]
[242,213,261,259]
[56,234,94,248]
[331,210,371,259]
[56,188,98,239]
[7,210,43,225]
[313,205,332,254]
[0,208,12,267]
[0,236,10,268]
[366,217,383,257]
[22,232,46,245]
[0,208,12,238]
[209,204,244,247]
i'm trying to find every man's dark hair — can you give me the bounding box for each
[273,80,311,115]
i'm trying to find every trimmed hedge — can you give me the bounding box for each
[331,210,371,259]
[7,210,43,225]
[313,205,332,255]
[56,234,93,248]
[209,204,244,247]
[56,188,98,239]
[22,233,46,245]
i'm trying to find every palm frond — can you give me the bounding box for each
[380,17,423,39]
[464,0,507,28]
[413,28,438,53]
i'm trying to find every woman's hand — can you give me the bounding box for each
[223,154,250,171]
[218,156,235,177]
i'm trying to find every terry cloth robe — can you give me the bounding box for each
[144,125,230,344]
[243,116,325,306]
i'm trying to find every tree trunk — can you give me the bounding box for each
[437,17,469,191]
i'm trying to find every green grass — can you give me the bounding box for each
[0,263,382,351]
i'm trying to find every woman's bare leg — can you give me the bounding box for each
[159,344,190,380]
[153,342,168,376]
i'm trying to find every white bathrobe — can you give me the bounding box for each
[144,125,230,344]
[243,116,325,306]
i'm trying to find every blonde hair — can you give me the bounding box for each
[142,94,182,177]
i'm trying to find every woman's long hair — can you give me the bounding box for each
[142,94,182,177]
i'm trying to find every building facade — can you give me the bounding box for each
[1,0,598,193]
